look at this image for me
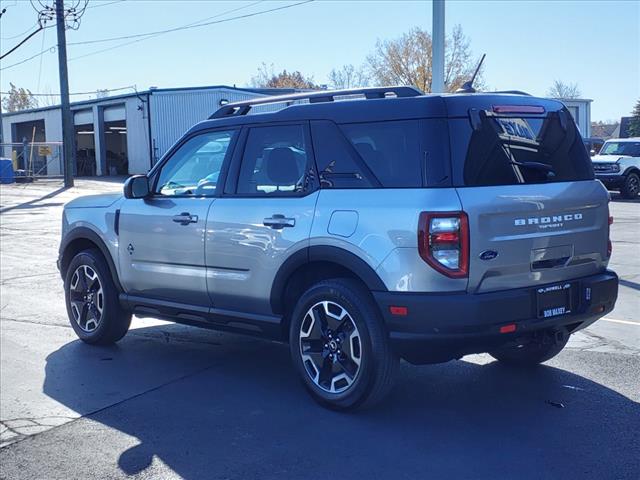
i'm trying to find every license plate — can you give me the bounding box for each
[536,283,572,319]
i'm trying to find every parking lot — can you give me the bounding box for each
[1,179,638,479]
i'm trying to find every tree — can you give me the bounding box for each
[1,83,38,112]
[546,80,582,99]
[328,64,370,89]
[365,25,484,93]
[251,63,318,89]
[627,99,640,137]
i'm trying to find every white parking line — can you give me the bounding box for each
[602,317,640,326]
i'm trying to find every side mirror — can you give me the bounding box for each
[590,149,596,156]
[124,175,150,199]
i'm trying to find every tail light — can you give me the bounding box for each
[418,212,469,278]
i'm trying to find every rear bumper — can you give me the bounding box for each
[373,271,618,364]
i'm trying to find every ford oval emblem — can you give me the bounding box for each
[479,250,498,261]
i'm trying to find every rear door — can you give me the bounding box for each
[449,104,609,294]
[205,123,319,314]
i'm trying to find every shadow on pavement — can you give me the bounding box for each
[43,324,639,479]
[0,186,67,213]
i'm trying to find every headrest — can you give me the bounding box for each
[266,147,300,185]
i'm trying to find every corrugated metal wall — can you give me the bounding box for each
[149,88,266,163]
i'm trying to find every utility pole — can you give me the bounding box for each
[56,0,74,188]
[432,0,445,93]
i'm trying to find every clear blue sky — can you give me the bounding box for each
[1,0,638,122]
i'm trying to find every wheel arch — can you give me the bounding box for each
[270,245,388,318]
[59,227,123,292]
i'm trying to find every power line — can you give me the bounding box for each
[0,26,44,60]
[86,0,126,9]
[67,0,312,46]
[1,23,39,41]
[69,0,265,62]
[0,85,136,96]
[1,0,311,70]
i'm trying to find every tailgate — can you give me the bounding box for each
[457,181,609,293]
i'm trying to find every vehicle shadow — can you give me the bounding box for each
[609,191,640,203]
[43,324,639,480]
[0,186,68,213]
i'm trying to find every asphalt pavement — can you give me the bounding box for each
[0,179,638,480]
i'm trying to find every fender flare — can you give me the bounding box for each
[59,227,124,292]
[269,245,388,314]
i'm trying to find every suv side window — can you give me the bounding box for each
[311,120,376,189]
[340,120,423,188]
[155,129,237,196]
[236,124,314,196]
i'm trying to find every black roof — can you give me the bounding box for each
[187,90,566,135]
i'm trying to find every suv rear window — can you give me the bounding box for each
[449,110,594,186]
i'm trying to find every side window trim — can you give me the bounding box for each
[149,127,240,198]
[223,121,319,198]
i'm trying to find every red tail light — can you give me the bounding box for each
[418,212,469,278]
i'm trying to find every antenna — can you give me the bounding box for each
[456,53,486,94]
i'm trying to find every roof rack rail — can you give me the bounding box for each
[209,86,423,119]
[490,90,532,96]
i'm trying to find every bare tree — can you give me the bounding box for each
[365,25,484,93]
[1,83,38,112]
[328,64,370,89]
[546,80,582,99]
[251,63,318,89]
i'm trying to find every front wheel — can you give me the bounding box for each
[64,249,131,345]
[489,329,569,366]
[289,279,398,411]
[620,172,640,199]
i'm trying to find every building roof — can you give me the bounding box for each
[1,85,303,117]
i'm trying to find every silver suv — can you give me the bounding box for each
[58,87,619,410]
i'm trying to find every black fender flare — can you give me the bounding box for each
[269,245,388,314]
[59,227,124,292]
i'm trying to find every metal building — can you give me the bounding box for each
[0,85,298,176]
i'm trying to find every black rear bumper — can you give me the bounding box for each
[373,271,618,364]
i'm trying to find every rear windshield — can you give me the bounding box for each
[449,110,594,186]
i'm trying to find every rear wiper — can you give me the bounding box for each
[510,161,556,177]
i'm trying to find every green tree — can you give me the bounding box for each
[1,83,38,112]
[251,63,318,89]
[628,99,640,137]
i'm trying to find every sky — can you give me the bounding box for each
[0,0,638,122]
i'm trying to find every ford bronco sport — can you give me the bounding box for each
[58,87,618,410]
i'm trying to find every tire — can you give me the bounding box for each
[64,248,131,345]
[620,172,640,199]
[489,329,569,367]
[289,278,398,411]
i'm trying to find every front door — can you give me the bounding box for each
[206,123,319,314]
[118,129,238,306]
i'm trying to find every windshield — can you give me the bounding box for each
[600,141,640,157]
[449,109,593,186]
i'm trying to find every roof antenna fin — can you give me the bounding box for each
[456,54,486,94]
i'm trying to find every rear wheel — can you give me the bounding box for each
[620,172,640,199]
[489,329,569,366]
[64,249,131,345]
[289,279,398,411]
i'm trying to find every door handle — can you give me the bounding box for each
[172,212,198,225]
[263,214,295,229]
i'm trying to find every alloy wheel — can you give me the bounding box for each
[69,265,104,332]
[299,301,362,394]
[628,175,639,196]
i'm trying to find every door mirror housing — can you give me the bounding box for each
[124,175,150,199]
